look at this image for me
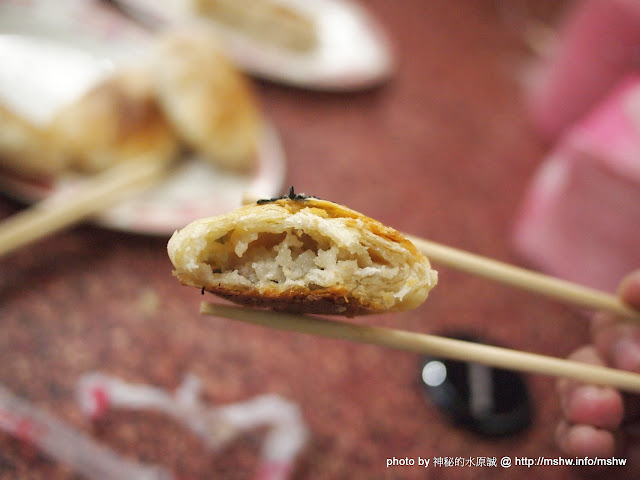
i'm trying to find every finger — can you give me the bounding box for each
[591,268,640,372]
[556,346,624,429]
[556,420,617,458]
[557,345,602,399]
[592,322,640,370]
[563,385,624,429]
[589,307,640,424]
[612,337,640,373]
[591,317,640,373]
[618,270,640,308]
[601,271,640,371]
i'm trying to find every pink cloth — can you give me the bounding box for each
[526,0,640,141]
[514,75,640,292]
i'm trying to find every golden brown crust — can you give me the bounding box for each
[1,27,262,179]
[168,193,438,316]
[49,66,179,173]
[271,196,422,254]
[201,284,373,316]
[0,102,68,178]
[152,26,262,172]
[194,0,318,52]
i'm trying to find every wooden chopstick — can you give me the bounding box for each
[0,160,166,258]
[201,302,640,394]
[405,234,640,322]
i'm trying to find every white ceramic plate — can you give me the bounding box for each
[0,125,285,235]
[0,0,286,235]
[111,0,395,91]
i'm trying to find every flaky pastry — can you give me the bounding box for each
[168,191,437,315]
[49,66,179,173]
[152,27,262,172]
[194,0,318,52]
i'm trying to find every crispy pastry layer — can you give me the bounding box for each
[152,27,262,172]
[49,66,179,173]
[168,195,437,315]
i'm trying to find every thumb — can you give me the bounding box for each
[618,271,640,309]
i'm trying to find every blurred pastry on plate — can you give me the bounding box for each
[193,0,318,52]
[0,102,68,178]
[168,190,438,315]
[49,65,179,173]
[152,26,263,172]
[0,21,265,181]
[103,0,393,90]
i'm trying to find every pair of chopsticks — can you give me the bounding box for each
[199,230,640,395]
[3,174,640,392]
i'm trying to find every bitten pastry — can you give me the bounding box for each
[168,190,437,315]
[152,26,262,172]
[49,65,179,173]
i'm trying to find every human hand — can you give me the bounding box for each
[556,270,640,467]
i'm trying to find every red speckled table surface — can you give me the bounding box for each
[2,1,627,479]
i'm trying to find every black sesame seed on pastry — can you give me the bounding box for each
[168,192,437,316]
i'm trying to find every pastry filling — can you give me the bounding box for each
[203,228,407,296]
